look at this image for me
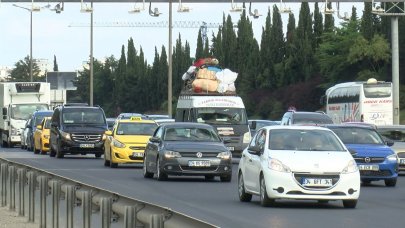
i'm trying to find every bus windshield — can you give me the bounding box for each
[11,104,49,120]
[363,84,391,98]
[196,107,248,125]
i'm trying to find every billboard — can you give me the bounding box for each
[46,72,77,90]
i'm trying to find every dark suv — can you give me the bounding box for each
[280,111,333,125]
[49,104,108,158]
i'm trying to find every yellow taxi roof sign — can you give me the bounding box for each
[130,116,142,121]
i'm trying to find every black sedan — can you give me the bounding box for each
[143,122,232,182]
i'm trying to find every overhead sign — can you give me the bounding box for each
[46,72,77,90]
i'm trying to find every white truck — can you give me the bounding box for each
[0,82,51,147]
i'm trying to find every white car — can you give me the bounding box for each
[238,125,360,208]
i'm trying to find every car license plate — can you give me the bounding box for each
[399,159,405,164]
[227,147,234,151]
[80,144,94,148]
[302,178,333,187]
[358,164,379,171]
[132,152,144,157]
[188,160,211,167]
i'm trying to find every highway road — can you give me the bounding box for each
[1,147,405,228]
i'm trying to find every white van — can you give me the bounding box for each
[175,93,251,157]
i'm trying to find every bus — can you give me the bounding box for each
[321,78,393,125]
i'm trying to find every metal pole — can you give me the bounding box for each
[391,16,400,124]
[39,176,48,228]
[168,0,173,118]
[8,166,16,211]
[30,10,33,82]
[51,180,60,228]
[28,171,35,222]
[124,206,136,228]
[66,185,75,228]
[82,191,92,228]
[90,1,94,106]
[17,168,26,216]
[101,197,112,228]
[1,163,8,207]
[150,214,164,228]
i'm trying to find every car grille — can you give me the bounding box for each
[397,152,405,158]
[179,152,219,158]
[71,134,102,143]
[360,170,392,177]
[129,146,145,150]
[180,166,218,172]
[354,157,385,163]
[293,173,340,190]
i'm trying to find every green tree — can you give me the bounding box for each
[324,2,335,32]
[361,2,374,40]
[53,55,58,72]
[313,2,323,47]
[9,56,41,82]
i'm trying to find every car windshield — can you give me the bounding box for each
[11,104,49,120]
[116,123,157,135]
[268,129,346,151]
[196,108,248,125]
[377,128,405,142]
[163,127,221,142]
[330,127,384,145]
[62,109,105,125]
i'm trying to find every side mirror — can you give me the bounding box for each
[105,130,113,136]
[385,140,394,147]
[36,125,42,130]
[2,107,7,116]
[150,137,161,143]
[248,145,262,155]
[250,121,257,130]
[348,148,357,157]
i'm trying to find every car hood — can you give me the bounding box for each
[164,141,227,152]
[114,135,151,144]
[63,126,107,134]
[272,151,353,173]
[345,144,395,157]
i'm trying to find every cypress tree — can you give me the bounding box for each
[361,2,374,40]
[313,2,323,47]
[53,55,58,72]
[195,29,204,60]
[324,2,335,32]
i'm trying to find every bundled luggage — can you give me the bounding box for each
[181,57,238,94]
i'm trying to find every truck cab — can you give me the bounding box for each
[175,91,251,158]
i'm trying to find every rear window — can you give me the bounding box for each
[116,122,157,135]
[293,114,333,125]
[164,127,221,142]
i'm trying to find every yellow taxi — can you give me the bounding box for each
[33,117,51,154]
[104,116,158,168]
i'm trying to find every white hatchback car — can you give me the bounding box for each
[238,125,360,208]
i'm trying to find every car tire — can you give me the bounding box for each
[49,146,56,157]
[56,142,64,159]
[143,160,153,178]
[95,153,102,158]
[220,174,232,182]
[260,176,274,207]
[205,175,215,181]
[238,173,252,202]
[156,158,168,181]
[109,151,118,168]
[384,178,397,187]
[343,200,357,208]
[103,152,110,166]
[34,143,40,154]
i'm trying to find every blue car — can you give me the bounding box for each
[325,124,398,187]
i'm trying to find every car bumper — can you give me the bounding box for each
[162,157,232,176]
[263,169,360,201]
[60,140,104,154]
[111,147,145,164]
[357,161,398,181]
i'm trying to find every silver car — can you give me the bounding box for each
[377,125,405,172]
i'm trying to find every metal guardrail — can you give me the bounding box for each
[0,158,218,228]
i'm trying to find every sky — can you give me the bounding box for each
[0,2,362,71]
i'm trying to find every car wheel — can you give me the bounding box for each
[40,142,46,155]
[205,175,215,181]
[56,142,64,159]
[238,173,252,202]
[49,145,56,157]
[95,153,102,158]
[260,175,274,207]
[109,151,118,168]
[34,143,40,154]
[384,178,397,187]
[156,158,168,181]
[343,200,357,208]
[143,160,153,178]
[220,174,232,182]
[103,152,110,166]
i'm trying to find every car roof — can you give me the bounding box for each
[262,125,333,131]
[117,119,156,124]
[323,124,375,130]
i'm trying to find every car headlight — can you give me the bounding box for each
[43,135,50,139]
[113,139,125,148]
[217,151,232,160]
[164,151,182,159]
[268,158,291,173]
[386,154,398,163]
[61,132,71,140]
[342,160,358,174]
[243,131,251,144]
[11,126,17,135]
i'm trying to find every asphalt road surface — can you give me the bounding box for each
[1,147,405,228]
